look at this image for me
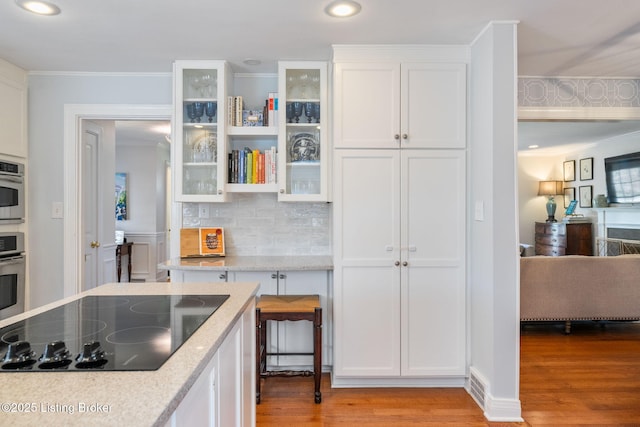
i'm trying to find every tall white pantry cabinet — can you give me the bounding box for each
[332,46,467,386]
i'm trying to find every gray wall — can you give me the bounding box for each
[469,22,521,418]
[27,72,171,308]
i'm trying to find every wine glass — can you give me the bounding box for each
[193,102,204,123]
[298,73,309,98]
[200,74,216,97]
[304,102,314,123]
[186,103,197,123]
[292,102,303,123]
[313,103,321,123]
[205,102,217,122]
[286,103,295,123]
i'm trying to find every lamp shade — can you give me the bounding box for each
[538,180,564,196]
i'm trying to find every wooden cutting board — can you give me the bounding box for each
[180,228,201,258]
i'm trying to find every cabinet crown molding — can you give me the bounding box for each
[332,44,470,63]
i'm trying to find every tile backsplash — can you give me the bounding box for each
[182,193,332,256]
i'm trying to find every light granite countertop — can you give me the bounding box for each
[159,255,333,272]
[0,281,259,427]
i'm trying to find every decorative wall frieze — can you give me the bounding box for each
[518,77,640,107]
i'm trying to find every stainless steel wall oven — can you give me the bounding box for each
[0,160,24,222]
[0,232,25,320]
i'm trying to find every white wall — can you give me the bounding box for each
[469,22,521,420]
[115,142,170,234]
[518,133,640,244]
[27,72,171,308]
[517,153,564,244]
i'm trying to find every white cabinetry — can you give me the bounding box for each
[277,61,329,201]
[232,270,332,368]
[0,59,27,159]
[170,300,255,427]
[173,60,228,202]
[332,47,467,386]
[173,60,329,202]
[333,62,465,149]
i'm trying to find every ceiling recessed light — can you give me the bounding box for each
[15,0,61,15]
[243,58,262,66]
[325,0,361,18]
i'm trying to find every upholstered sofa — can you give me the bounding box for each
[520,255,640,333]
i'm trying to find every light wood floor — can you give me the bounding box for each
[256,321,640,426]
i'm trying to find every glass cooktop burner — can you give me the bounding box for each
[0,294,229,372]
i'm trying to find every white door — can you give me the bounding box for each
[81,120,116,291]
[333,149,401,376]
[333,63,400,149]
[401,63,467,149]
[400,149,466,376]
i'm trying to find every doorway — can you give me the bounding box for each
[63,104,172,298]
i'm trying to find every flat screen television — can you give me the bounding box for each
[604,151,640,205]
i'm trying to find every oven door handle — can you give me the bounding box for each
[0,255,25,265]
[0,174,24,183]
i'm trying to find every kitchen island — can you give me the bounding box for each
[0,281,258,427]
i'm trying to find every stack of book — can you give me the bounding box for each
[228,147,277,184]
[227,93,278,127]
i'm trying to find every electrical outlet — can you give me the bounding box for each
[199,204,210,218]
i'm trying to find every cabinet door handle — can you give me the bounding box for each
[395,261,400,266]
[279,274,286,279]
[217,189,223,195]
[402,261,408,267]
[271,273,278,279]
[402,134,408,140]
[279,189,285,194]
[394,134,400,140]
[219,274,226,280]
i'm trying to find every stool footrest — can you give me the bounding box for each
[262,370,314,378]
[265,352,314,357]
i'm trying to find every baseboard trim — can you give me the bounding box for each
[466,367,523,421]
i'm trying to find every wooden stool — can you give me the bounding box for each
[256,294,322,404]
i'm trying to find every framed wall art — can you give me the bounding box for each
[579,185,593,208]
[115,172,127,221]
[563,160,576,182]
[563,187,575,208]
[580,157,593,180]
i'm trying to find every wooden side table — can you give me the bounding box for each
[116,242,133,282]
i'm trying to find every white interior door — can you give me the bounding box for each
[81,120,116,291]
[82,121,100,291]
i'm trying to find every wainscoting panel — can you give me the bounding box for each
[120,232,169,282]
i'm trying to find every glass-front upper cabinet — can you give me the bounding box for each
[277,61,328,201]
[173,60,229,202]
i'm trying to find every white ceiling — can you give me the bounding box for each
[4,0,640,149]
[3,0,640,76]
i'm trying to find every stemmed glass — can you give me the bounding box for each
[292,102,303,123]
[304,102,315,123]
[205,102,217,123]
[298,73,309,98]
[313,103,321,123]
[186,103,197,123]
[286,103,295,123]
[192,102,204,123]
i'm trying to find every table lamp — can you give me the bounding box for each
[538,180,564,222]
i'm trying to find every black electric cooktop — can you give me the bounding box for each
[0,294,229,372]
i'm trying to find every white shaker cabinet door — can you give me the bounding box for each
[333,63,401,149]
[400,150,466,376]
[333,149,402,376]
[401,63,466,149]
